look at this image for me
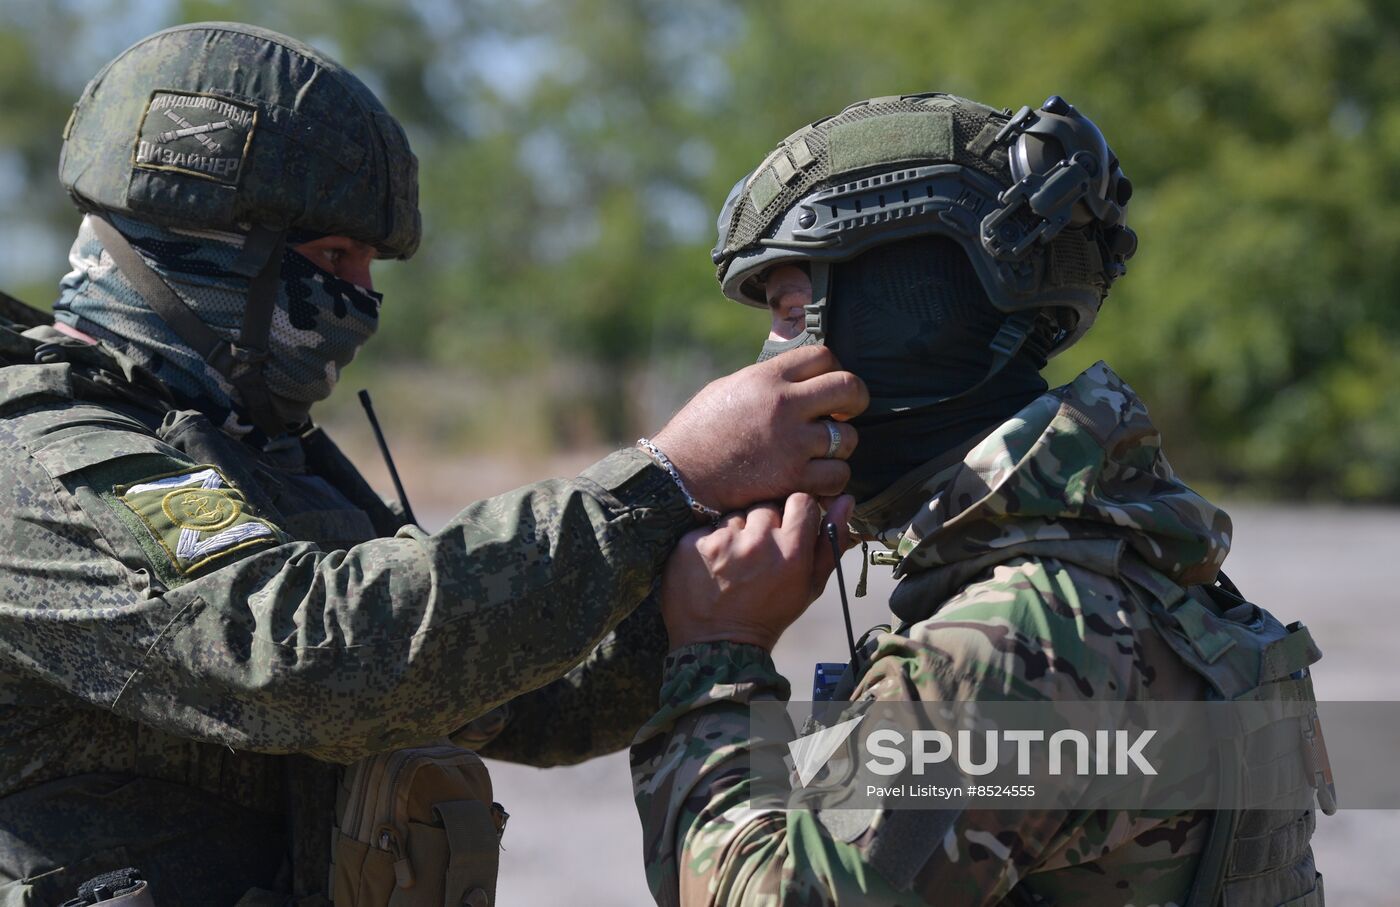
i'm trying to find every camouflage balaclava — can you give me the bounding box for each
[55,213,380,435]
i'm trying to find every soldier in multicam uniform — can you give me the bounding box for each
[0,23,869,906]
[633,93,1329,905]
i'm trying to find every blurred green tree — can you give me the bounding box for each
[2,0,1398,498]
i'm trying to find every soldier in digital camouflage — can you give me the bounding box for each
[632,93,1329,905]
[0,23,870,906]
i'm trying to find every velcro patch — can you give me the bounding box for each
[115,466,281,577]
[747,167,782,212]
[134,91,256,185]
[828,110,954,176]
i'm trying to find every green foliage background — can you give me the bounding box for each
[4,0,1399,498]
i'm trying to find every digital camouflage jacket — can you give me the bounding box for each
[0,307,685,906]
[632,362,1322,906]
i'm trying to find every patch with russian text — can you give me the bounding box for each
[133,90,256,185]
[115,466,281,576]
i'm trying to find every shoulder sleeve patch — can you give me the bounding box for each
[112,464,284,582]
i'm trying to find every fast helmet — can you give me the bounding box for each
[56,22,420,434]
[713,93,1137,418]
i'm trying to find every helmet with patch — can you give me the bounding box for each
[59,21,419,259]
[713,93,1137,385]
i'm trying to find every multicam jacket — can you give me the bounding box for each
[0,305,686,906]
[632,362,1324,906]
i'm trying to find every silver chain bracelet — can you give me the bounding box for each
[635,437,722,524]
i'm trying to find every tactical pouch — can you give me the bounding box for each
[330,744,507,907]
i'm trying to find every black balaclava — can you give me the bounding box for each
[825,235,1050,502]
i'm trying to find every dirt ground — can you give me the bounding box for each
[341,434,1399,905]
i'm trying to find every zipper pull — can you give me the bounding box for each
[380,828,415,889]
[855,540,870,598]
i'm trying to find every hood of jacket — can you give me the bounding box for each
[853,361,1231,615]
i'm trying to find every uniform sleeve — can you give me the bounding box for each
[468,592,670,766]
[632,643,912,906]
[0,402,695,764]
[629,564,1117,906]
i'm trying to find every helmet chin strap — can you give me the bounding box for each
[89,214,292,436]
[855,310,1036,424]
[755,256,1035,421]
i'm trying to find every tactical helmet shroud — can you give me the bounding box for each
[57,22,420,435]
[713,93,1137,419]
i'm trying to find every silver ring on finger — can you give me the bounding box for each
[823,420,842,459]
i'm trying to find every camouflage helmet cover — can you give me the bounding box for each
[59,22,420,258]
[713,93,1137,358]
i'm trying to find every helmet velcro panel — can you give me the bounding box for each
[719,94,1011,272]
[826,110,954,174]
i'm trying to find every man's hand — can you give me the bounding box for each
[660,494,855,652]
[651,346,867,514]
